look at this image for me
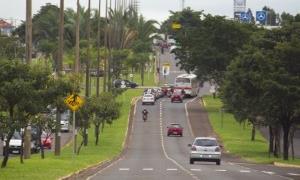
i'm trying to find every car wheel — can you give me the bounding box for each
[152,102,155,105]
[180,134,183,137]
[190,158,194,164]
[142,102,145,105]
[216,160,221,165]
[167,134,170,136]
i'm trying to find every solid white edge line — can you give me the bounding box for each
[184,97,197,138]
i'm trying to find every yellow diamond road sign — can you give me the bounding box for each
[64,94,84,111]
[172,22,182,30]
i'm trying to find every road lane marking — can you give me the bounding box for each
[167,168,178,171]
[240,170,251,173]
[262,171,275,175]
[287,173,300,176]
[143,168,154,171]
[216,169,227,172]
[229,162,293,180]
[159,102,200,180]
[184,98,198,138]
[119,168,130,171]
[190,169,202,172]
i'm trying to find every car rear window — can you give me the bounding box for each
[171,124,181,128]
[144,94,153,97]
[194,139,217,146]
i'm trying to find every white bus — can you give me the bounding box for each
[175,74,199,97]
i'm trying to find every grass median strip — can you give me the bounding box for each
[0,89,143,180]
[203,96,300,165]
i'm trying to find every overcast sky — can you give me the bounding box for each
[0,0,299,25]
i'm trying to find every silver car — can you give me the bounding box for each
[142,94,155,105]
[189,137,222,165]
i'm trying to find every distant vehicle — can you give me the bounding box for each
[171,91,184,103]
[60,111,70,132]
[90,69,104,77]
[114,79,138,88]
[161,84,174,97]
[50,109,70,132]
[41,132,52,149]
[188,137,222,165]
[2,131,40,155]
[167,123,183,136]
[142,94,155,105]
[175,74,199,97]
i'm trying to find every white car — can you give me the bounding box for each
[189,137,222,165]
[142,94,155,105]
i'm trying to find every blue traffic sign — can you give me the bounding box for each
[240,12,250,22]
[256,11,267,23]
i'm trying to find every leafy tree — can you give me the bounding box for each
[222,24,300,160]
[90,92,120,145]
[164,8,254,85]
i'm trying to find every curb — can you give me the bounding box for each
[60,96,140,180]
[273,162,300,168]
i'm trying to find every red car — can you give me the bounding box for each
[41,133,52,149]
[167,123,183,136]
[171,90,184,103]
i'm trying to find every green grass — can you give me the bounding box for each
[0,89,143,180]
[203,96,300,165]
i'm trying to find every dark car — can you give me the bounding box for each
[90,69,104,77]
[114,79,138,88]
[167,123,183,136]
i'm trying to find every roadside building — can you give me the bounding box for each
[0,19,14,36]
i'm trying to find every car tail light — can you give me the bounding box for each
[215,147,220,152]
[191,146,197,151]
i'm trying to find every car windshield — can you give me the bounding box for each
[12,132,21,139]
[195,139,217,147]
[171,124,181,128]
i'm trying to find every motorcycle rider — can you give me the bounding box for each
[142,109,148,121]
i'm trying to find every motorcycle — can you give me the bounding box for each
[143,113,147,122]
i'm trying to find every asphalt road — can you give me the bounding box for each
[88,48,300,180]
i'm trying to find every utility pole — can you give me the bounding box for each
[25,0,32,64]
[96,0,102,96]
[24,0,32,160]
[84,0,91,146]
[75,0,80,73]
[103,0,108,92]
[55,0,64,156]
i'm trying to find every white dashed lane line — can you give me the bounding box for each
[119,168,130,171]
[240,170,251,173]
[143,168,154,171]
[215,169,227,172]
[287,173,300,176]
[262,171,275,175]
[167,168,178,171]
[190,169,202,172]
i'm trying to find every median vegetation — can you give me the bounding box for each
[0,89,142,180]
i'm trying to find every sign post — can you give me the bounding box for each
[64,94,84,154]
